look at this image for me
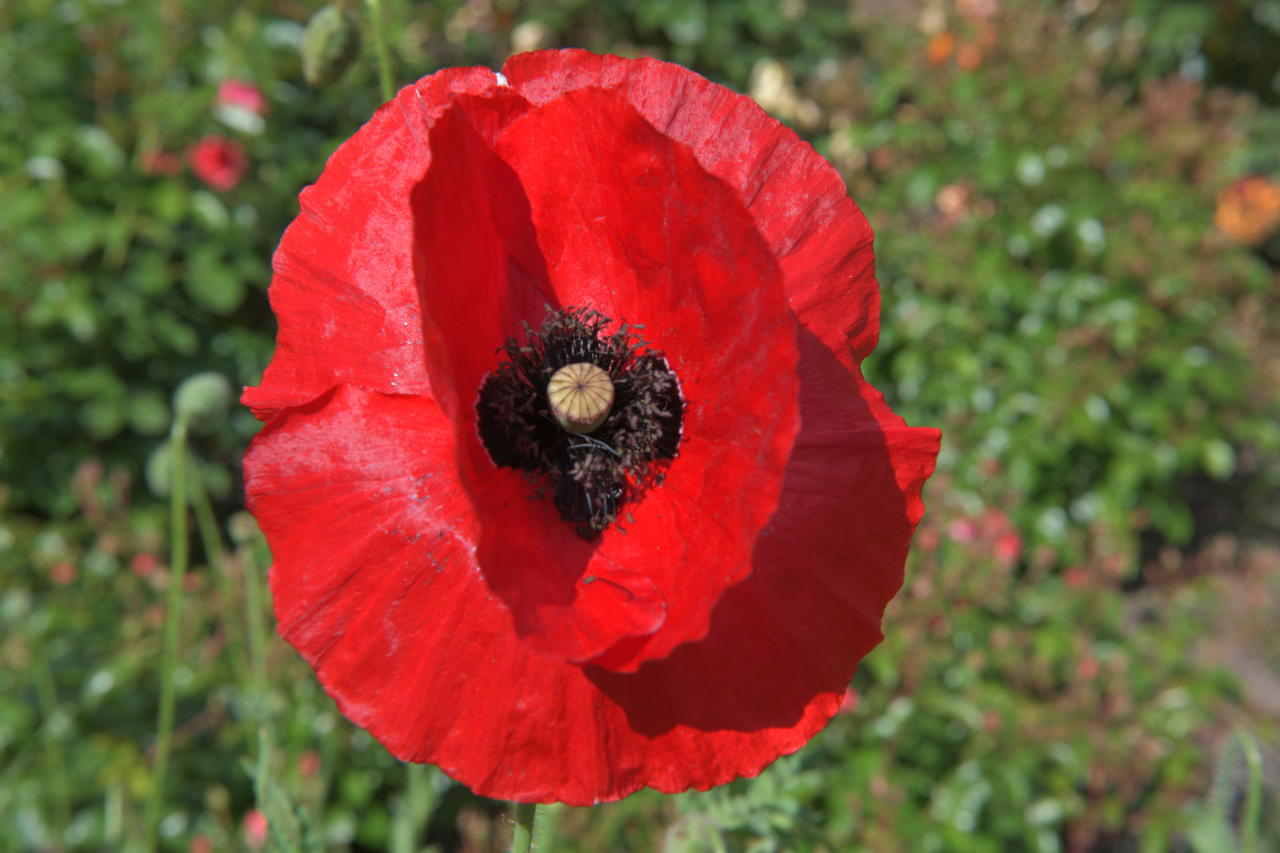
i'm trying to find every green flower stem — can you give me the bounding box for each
[243,535,269,707]
[511,802,538,853]
[241,526,272,779]
[391,765,442,853]
[144,419,189,852]
[187,465,244,684]
[243,517,303,848]
[366,0,394,102]
[242,538,273,832]
[31,652,71,836]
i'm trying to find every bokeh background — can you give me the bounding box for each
[3,0,1279,850]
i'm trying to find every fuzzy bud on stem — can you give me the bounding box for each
[301,5,362,87]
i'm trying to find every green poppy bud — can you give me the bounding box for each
[173,371,233,430]
[301,5,362,87]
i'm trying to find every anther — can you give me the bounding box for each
[547,362,614,434]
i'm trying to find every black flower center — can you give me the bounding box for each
[475,307,683,540]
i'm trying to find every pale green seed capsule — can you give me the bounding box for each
[547,362,614,434]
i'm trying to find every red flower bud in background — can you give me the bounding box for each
[188,136,248,191]
[243,50,939,804]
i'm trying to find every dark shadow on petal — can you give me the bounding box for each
[412,93,554,423]
[588,327,919,736]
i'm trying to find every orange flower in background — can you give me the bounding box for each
[1215,175,1280,245]
[924,30,985,71]
[956,43,983,71]
[51,561,76,585]
[926,31,956,66]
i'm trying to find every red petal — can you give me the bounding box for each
[491,88,799,671]
[502,50,881,365]
[409,86,800,669]
[406,93,669,662]
[411,90,549,424]
[242,67,503,420]
[585,331,939,787]
[247,377,935,804]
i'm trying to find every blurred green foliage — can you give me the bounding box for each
[843,2,1280,565]
[2,0,1278,851]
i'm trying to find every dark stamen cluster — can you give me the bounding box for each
[476,307,683,539]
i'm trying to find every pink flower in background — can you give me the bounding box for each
[949,518,978,543]
[957,0,1000,20]
[985,509,1023,564]
[189,136,248,191]
[217,78,267,115]
[241,809,268,850]
[131,552,159,578]
[947,508,1023,564]
[994,532,1023,564]
[1063,566,1090,588]
[297,750,321,778]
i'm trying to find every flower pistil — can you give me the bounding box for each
[475,306,683,539]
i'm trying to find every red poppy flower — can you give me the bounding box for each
[189,135,248,191]
[243,49,940,805]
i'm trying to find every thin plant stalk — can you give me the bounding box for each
[1236,730,1263,853]
[366,0,394,102]
[390,764,442,853]
[31,652,71,836]
[242,525,303,848]
[511,802,538,853]
[242,528,271,809]
[243,535,269,709]
[188,464,245,684]
[144,419,189,852]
